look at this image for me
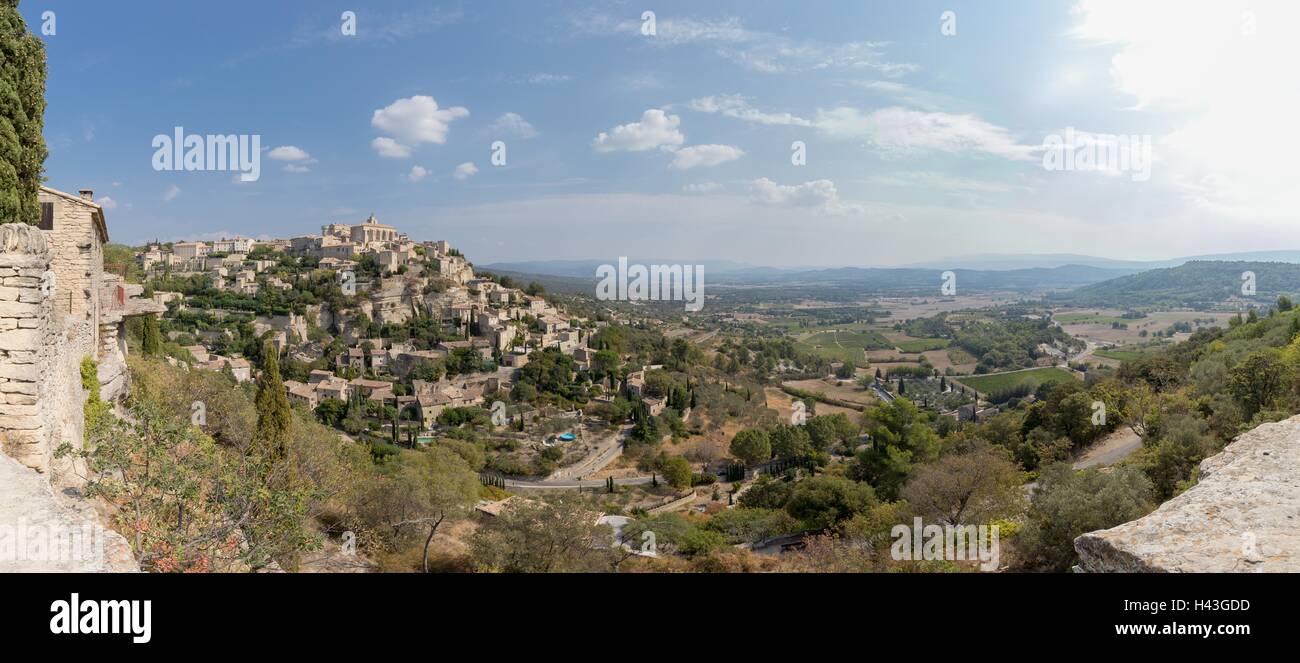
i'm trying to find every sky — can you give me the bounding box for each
[22,0,1300,267]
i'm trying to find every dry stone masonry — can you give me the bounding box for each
[0,223,57,473]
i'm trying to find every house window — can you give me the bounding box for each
[38,202,54,230]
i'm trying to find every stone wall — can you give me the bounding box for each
[0,224,58,472]
[1075,415,1300,572]
[0,223,92,485]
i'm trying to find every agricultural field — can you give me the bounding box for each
[889,376,976,412]
[952,367,1080,396]
[895,338,950,353]
[1093,342,1172,362]
[873,295,1020,324]
[793,329,892,366]
[1055,308,1234,347]
[766,385,864,419]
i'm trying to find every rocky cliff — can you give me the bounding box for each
[1074,415,1300,572]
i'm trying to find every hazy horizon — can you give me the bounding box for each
[29,0,1300,266]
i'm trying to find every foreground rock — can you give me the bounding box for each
[1075,415,1300,572]
[0,452,137,572]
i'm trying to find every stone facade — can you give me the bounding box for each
[0,188,162,480]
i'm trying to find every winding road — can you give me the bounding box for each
[503,424,662,489]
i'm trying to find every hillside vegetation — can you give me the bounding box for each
[1060,260,1300,308]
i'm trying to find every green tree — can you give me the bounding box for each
[1228,348,1286,417]
[769,423,814,459]
[254,340,292,457]
[470,498,613,572]
[729,428,772,464]
[362,447,479,572]
[662,455,692,489]
[141,314,162,357]
[785,475,878,531]
[1017,463,1154,571]
[901,445,1025,526]
[850,399,941,499]
[0,0,48,225]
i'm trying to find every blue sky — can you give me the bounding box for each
[23,0,1300,266]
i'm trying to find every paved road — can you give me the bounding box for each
[1070,340,1100,364]
[500,424,655,489]
[504,475,658,490]
[546,425,630,481]
[1073,428,1143,469]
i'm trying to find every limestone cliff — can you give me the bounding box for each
[1074,415,1300,572]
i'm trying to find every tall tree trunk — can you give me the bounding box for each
[421,512,445,573]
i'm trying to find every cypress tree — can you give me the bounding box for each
[141,314,162,357]
[254,340,292,457]
[0,1,48,225]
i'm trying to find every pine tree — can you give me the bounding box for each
[0,2,48,225]
[254,340,292,457]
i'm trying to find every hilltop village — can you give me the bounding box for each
[136,215,603,437]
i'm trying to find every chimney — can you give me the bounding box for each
[78,189,94,201]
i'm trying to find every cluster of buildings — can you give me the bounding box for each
[181,346,252,381]
[138,214,607,439]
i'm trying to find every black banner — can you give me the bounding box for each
[0,572,1288,652]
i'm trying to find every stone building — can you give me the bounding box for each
[350,214,398,246]
[0,187,162,479]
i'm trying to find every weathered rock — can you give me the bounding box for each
[0,452,137,572]
[1075,415,1300,572]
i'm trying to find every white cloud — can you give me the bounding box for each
[816,107,1036,160]
[284,163,311,173]
[162,184,181,202]
[571,13,912,75]
[682,182,722,193]
[267,145,312,162]
[1069,0,1300,221]
[97,196,119,210]
[670,144,745,169]
[370,95,469,157]
[453,162,478,181]
[688,95,813,127]
[408,165,429,182]
[691,95,1032,161]
[844,80,950,111]
[749,178,863,215]
[867,171,1025,194]
[371,137,413,159]
[592,109,685,153]
[490,112,537,139]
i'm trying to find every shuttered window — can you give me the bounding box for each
[38,202,54,230]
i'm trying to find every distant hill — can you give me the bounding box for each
[1057,260,1300,308]
[901,253,1160,271]
[753,264,1135,291]
[905,250,1300,272]
[479,259,788,279]
[482,262,1137,300]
